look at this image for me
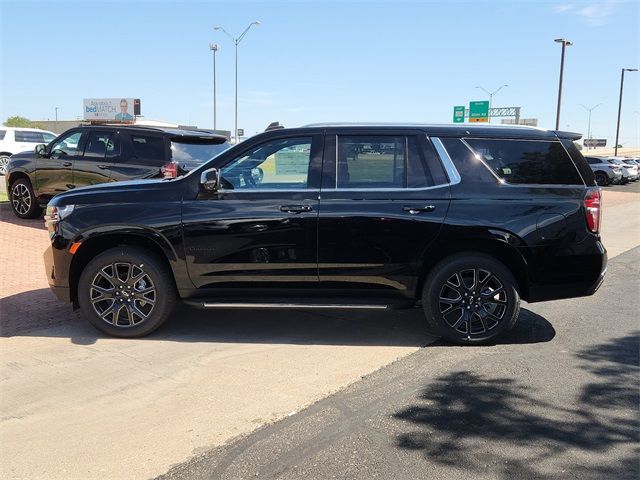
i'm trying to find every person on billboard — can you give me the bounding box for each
[115,99,134,121]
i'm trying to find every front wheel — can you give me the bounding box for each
[10,178,42,219]
[422,253,520,345]
[78,247,177,337]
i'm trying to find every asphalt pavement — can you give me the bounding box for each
[159,247,640,480]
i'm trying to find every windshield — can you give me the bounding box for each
[170,139,230,164]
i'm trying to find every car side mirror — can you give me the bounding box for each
[200,168,219,192]
[34,144,47,157]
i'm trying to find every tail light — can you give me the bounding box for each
[584,187,601,234]
[161,162,178,179]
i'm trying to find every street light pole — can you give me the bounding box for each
[209,43,219,130]
[580,103,602,150]
[614,68,638,156]
[214,21,260,142]
[554,38,573,130]
[475,84,508,123]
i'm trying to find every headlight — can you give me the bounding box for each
[45,204,75,228]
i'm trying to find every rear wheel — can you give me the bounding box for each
[594,172,609,186]
[78,247,176,337]
[422,253,520,345]
[10,177,42,219]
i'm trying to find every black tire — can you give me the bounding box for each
[78,246,177,338]
[422,253,520,345]
[594,172,609,186]
[10,177,42,219]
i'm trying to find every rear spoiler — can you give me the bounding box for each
[553,130,582,141]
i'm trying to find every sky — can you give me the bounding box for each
[1,0,638,146]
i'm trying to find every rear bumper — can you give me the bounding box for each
[526,240,607,303]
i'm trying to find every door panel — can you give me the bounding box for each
[182,133,323,291]
[72,130,119,188]
[317,131,451,296]
[35,130,85,200]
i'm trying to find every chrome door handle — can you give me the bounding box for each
[280,204,313,213]
[403,205,436,214]
[97,164,109,169]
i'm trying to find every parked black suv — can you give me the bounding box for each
[43,124,606,344]
[6,125,229,218]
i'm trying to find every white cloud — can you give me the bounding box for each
[554,0,621,26]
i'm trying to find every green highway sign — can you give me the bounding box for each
[469,100,489,122]
[453,106,465,123]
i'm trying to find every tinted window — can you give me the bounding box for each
[221,137,312,190]
[0,130,6,140]
[586,158,599,165]
[130,135,166,164]
[15,130,47,143]
[84,132,116,159]
[50,131,82,157]
[464,139,583,185]
[170,140,230,164]
[336,135,440,189]
[43,132,56,143]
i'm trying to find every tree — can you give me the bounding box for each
[3,116,33,127]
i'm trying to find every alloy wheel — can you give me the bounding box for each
[90,262,157,327]
[0,157,9,175]
[438,268,507,336]
[11,183,32,215]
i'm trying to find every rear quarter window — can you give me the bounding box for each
[0,130,6,140]
[464,138,583,185]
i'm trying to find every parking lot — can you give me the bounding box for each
[0,180,638,479]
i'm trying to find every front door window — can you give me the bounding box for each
[221,137,313,190]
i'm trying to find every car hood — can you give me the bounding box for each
[8,150,36,159]
[49,177,184,207]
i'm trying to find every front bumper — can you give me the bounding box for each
[43,244,71,303]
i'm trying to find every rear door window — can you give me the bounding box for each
[0,130,6,140]
[83,132,119,159]
[334,135,446,189]
[463,138,583,185]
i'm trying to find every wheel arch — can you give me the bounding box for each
[416,236,530,302]
[69,231,179,307]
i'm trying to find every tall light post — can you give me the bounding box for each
[209,43,219,130]
[475,85,508,123]
[614,68,638,156]
[554,38,573,130]
[214,21,260,142]
[580,103,602,150]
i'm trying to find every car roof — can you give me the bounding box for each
[78,124,228,141]
[0,126,56,134]
[288,123,581,140]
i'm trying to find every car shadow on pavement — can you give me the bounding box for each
[393,331,640,479]
[1,288,555,348]
[0,202,46,230]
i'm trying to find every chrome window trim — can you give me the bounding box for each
[430,137,462,185]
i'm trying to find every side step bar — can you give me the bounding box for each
[199,302,389,310]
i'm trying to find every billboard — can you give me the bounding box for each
[83,98,140,122]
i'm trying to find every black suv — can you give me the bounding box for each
[5,125,229,218]
[43,124,606,344]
